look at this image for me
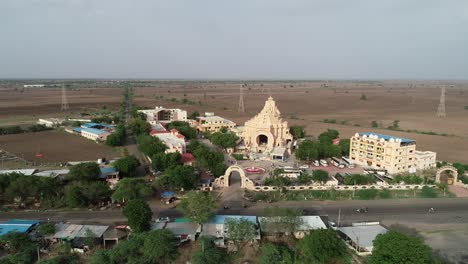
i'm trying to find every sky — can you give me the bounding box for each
[1,0,467,80]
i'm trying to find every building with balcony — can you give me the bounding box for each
[349,132,436,174]
[195,112,236,133]
[138,106,187,125]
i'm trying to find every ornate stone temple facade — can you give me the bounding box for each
[241,97,293,153]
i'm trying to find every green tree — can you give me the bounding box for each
[297,173,313,185]
[38,255,79,264]
[295,140,318,161]
[111,178,152,202]
[318,129,339,144]
[177,191,217,223]
[84,228,97,249]
[142,229,178,263]
[360,93,367,100]
[369,230,431,264]
[344,174,376,185]
[166,121,197,139]
[81,181,111,205]
[0,232,37,264]
[258,243,295,264]
[106,124,125,147]
[67,162,100,181]
[128,118,151,135]
[371,120,379,128]
[158,165,197,190]
[312,170,329,184]
[188,111,200,120]
[338,138,350,156]
[297,229,347,264]
[136,134,167,156]
[151,152,180,172]
[225,218,257,247]
[113,155,140,177]
[289,125,305,139]
[64,182,87,207]
[192,237,228,264]
[123,199,152,233]
[36,223,55,237]
[209,131,239,150]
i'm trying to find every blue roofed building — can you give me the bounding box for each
[99,167,120,189]
[350,132,436,175]
[0,219,39,236]
[68,122,114,142]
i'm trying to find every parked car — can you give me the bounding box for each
[313,160,320,166]
[156,217,170,222]
[319,159,329,167]
[299,165,309,170]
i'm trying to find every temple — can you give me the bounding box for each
[240,97,292,159]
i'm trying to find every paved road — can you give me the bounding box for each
[2,198,468,226]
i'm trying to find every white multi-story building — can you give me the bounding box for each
[150,129,186,154]
[350,132,436,174]
[138,106,187,124]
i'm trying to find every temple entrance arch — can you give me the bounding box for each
[213,165,255,189]
[257,134,269,146]
[436,166,458,185]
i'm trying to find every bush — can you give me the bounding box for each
[379,189,391,199]
[420,186,437,198]
[371,121,378,128]
[232,154,245,160]
[355,189,378,200]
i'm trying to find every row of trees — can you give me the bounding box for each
[295,129,349,161]
[0,124,52,135]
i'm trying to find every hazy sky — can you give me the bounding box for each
[1,0,467,79]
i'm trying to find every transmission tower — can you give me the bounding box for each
[238,85,245,113]
[436,85,446,118]
[61,84,69,111]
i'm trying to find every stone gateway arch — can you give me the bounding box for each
[435,165,458,185]
[214,165,255,189]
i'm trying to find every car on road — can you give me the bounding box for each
[156,217,170,222]
[356,207,368,213]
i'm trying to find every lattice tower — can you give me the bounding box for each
[238,85,245,113]
[61,84,69,111]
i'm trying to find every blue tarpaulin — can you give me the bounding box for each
[160,191,175,198]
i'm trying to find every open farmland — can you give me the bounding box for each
[0,130,120,163]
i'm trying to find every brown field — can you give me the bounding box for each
[1,80,468,163]
[0,130,121,163]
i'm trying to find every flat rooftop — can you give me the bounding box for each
[359,132,414,143]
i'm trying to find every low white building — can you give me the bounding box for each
[414,151,437,171]
[138,106,187,124]
[37,118,64,127]
[337,223,388,255]
[150,129,186,154]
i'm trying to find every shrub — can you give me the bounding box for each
[355,189,378,200]
[420,186,437,198]
[379,189,391,199]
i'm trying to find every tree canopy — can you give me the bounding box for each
[191,237,228,264]
[156,165,198,190]
[312,170,329,184]
[289,125,305,139]
[188,140,227,177]
[128,118,151,135]
[123,199,153,233]
[225,218,257,246]
[113,155,140,177]
[295,140,319,161]
[166,121,197,139]
[297,229,347,264]
[369,230,431,264]
[177,191,217,223]
[111,178,152,202]
[261,206,304,233]
[151,152,180,172]
[209,131,239,150]
[67,162,101,181]
[136,134,167,156]
[258,243,295,264]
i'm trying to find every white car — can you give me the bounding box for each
[299,165,309,170]
[313,160,320,166]
[156,217,170,222]
[320,159,329,167]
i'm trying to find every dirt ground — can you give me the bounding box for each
[0,130,121,163]
[1,80,468,162]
